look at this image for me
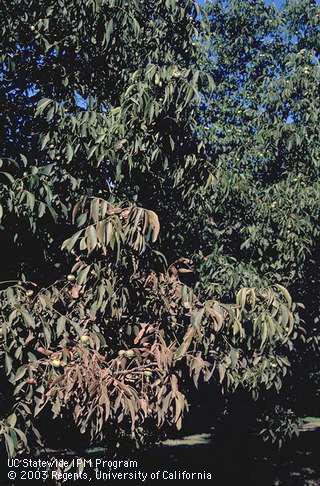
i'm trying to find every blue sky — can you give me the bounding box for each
[266,0,283,5]
[199,0,319,9]
[198,0,285,8]
[219,0,319,5]
[200,0,319,7]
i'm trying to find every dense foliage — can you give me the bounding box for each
[193,0,320,441]
[0,0,318,461]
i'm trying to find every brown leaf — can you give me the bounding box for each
[70,285,82,299]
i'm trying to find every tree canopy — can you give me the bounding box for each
[195,0,320,443]
[0,0,319,461]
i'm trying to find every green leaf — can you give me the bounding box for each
[5,354,13,375]
[6,413,17,428]
[36,98,52,115]
[22,310,35,329]
[14,365,28,382]
[61,230,82,252]
[56,316,66,337]
[86,226,97,253]
[66,144,74,162]
[4,433,15,457]
[77,265,91,285]
[0,171,15,184]
[106,221,113,246]
[38,202,46,218]
[15,428,28,447]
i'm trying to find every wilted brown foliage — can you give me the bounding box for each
[0,198,299,457]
